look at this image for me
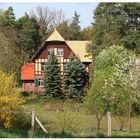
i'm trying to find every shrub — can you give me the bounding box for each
[48,112,78,134]
[0,69,24,128]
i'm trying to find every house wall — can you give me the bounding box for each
[22,80,35,92]
[35,41,72,59]
[22,41,91,93]
[34,41,72,75]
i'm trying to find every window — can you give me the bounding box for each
[48,48,52,56]
[63,63,68,70]
[41,62,47,72]
[38,79,44,87]
[57,48,64,56]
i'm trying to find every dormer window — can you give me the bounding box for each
[57,48,64,56]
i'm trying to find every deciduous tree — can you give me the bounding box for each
[84,45,133,132]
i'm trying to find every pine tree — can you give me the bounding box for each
[64,54,88,101]
[44,52,62,98]
[17,14,41,58]
[69,11,83,40]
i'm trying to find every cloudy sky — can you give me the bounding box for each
[0,2,98,28]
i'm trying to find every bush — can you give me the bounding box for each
[47,112,78,134]
[0,69,24,128]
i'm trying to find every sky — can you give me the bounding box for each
[0,2,98,28]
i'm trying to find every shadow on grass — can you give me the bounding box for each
[0,129,73,138]
[0,129,29,138]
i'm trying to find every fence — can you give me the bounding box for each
[0,109,47,137]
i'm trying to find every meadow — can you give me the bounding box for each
[1,95,140,138]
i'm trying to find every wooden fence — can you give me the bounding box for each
[0,109,48,137]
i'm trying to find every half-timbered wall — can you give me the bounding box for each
[34,41,72,75]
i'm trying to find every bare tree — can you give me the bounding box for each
[53,9,65,27]
[30,6,65,43]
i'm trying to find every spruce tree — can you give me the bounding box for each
[69,11,83,40]
[44,52,62,98]
[64,54,88,101]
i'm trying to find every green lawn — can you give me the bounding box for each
[1,95,140,138]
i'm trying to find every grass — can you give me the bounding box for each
[1,95,140,138]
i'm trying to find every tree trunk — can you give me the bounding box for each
[119,117,124,131]
[97,118,101,133]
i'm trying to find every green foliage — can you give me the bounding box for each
[105,56,140,119]
[44,53,62,98]
[92,3,140,54]
[48,112,78,134]
[0,7,31,84]
[17,14,41,58]
[57,20,70,40]
[84,45,133,131]
[69,11,83,40]
[81,26,94,40]
[0,7,16,26]
[0,30,28,85]
[64,55,88,101]
[96,45,133,69]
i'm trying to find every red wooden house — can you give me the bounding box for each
[21,29,92,93]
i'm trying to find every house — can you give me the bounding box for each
[21,28,92,93]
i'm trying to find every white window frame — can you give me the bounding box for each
[57,48,64,56]
[38,79,44,87]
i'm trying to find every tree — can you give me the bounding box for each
[105,56,140,131]
[17,14,41,58]
[64,55,88,101]
[69,11,83,40]
[57,20,71,40]
[81,26,94,40]
[0,69,24,128]
[0,29,28,85]
[84,45,133,132]
[0,7,29,85]
[0,6,16,26]
[92,3,140,54]
[121,3,140,53]
[44,53,62,98]
[30,6,65,43]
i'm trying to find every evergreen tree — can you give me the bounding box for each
[57,20,71,40]
[92,3,140,54]
[64,54,88,101]
[0,7,16,26]
[17,14,41,58]
[44,52,62,98]
[69,11,83,40]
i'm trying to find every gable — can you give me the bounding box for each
[32,41,72,60]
